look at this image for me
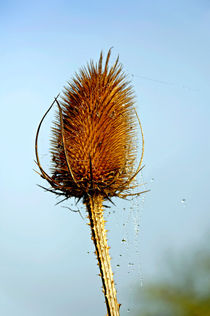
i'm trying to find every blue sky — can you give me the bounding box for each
[1,1,210,315]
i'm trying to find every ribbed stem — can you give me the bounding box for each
[86,195,120,316]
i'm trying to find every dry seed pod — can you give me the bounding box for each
[35,49,144,316]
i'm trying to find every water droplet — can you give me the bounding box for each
[151,178,154,182]
[181,198,186,205]
[116,264,120,267]
[122,238,127,243]
[128,262,134,267]
[127,308,130,312]
[140,277,143,288]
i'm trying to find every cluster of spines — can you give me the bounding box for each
[48,49,138,201]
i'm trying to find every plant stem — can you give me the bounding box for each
[86,195,120,316]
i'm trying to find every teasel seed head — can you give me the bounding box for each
[35,49,144,202]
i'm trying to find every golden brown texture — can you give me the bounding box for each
[48,49,138,201]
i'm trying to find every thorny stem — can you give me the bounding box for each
[86,195,120,316]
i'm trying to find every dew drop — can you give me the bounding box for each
[127,308,130,312]
[140,277,143,288]
[122,238,127,243]
[151,178,154,182]
[181,198,186,205]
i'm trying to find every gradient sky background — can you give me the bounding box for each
[1,1,210,315]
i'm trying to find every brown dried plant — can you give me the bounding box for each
[35,49,145,316]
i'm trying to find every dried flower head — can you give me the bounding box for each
[35,49,144,202]
[35,49,145,316]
